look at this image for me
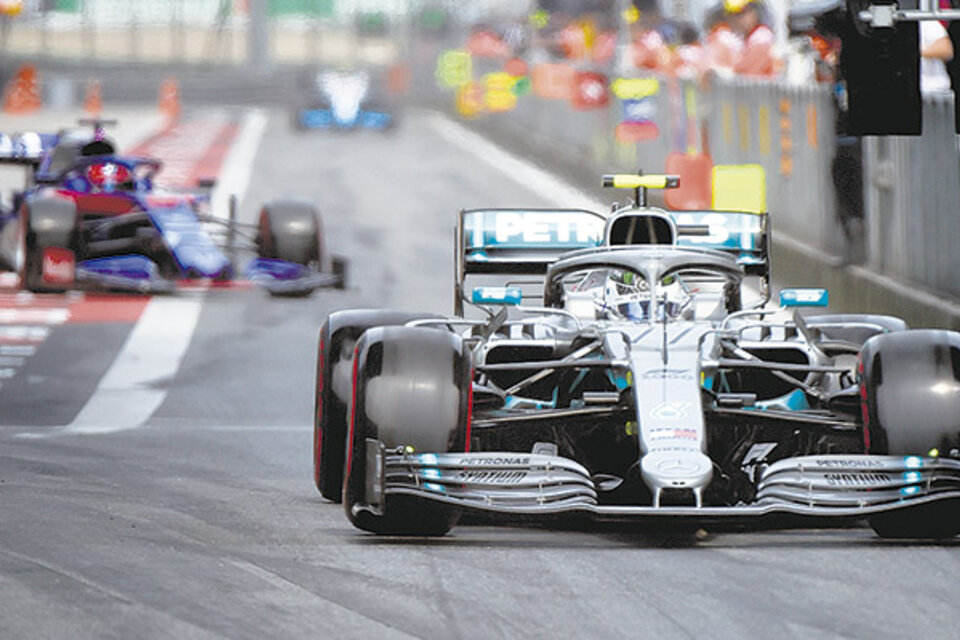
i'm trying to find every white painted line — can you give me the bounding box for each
[0,326,49,342]
[211,108,268,224]
[65,295,204,434]
[427,111,608,213]
[0,308,70,325]
[0,345,35,356]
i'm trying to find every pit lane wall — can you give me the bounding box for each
[417,50,960,330]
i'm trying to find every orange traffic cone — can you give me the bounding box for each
[158,77,180,122]
[1,65,43,114]
[83,79,102,116]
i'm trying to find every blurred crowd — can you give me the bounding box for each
[628,0,785,80]
[467,0,846,85]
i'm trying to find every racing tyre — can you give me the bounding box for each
[860,330,960,539]
[314,310,442,502]
[257,200,323,298]
[868,499,960,540]
[257,200,322,267]
[343,326,472,535]
[19,196,79,293]
[290,108,307,131]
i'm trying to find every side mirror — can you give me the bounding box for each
[471,286,522,306]
[780,288,829,308]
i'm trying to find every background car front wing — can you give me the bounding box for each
[244,258,343,294]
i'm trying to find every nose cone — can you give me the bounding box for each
[179,245,231,279]
[641,449,713,504]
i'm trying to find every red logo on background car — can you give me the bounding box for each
[42,247,75,285]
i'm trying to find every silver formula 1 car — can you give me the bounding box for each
[314,174,960,538]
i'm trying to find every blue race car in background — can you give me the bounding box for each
[0,121,345,295]
[292,70,395,131]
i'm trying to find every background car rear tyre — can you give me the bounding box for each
[290,109,307,131]
[19,196,79,293]
[343,326,471,535]
[314,310,443,503]
[257,199,323,298]
[257,199,322,267]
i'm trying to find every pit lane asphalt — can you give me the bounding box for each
[1,109,958,640]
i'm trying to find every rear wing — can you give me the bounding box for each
[602,173,770,299]
[669,210,770,277]
[454,208,605,315]
[672,209,771,306]
[0,132,58,169]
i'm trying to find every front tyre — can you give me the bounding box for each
[860,330,960,539]
[314,310,441,503]
[869,500,960,540]
[343,326,472,535]
[20,196,79,293]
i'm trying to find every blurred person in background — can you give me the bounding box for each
[671,23,707,79]
[808,29,841,83]
[725,0,780,77]
[630,0,672,72]
[920,16,953,94]
[703,4,744,77]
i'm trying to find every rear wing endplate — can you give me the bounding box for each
[0,131,58,171]
[669,210,770,277]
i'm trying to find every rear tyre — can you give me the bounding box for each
[257,200,322,267]
[314,310,443,502]
[257,200,323,298]
[19,196,79,293]
[290,108,307,131]
[343,326,472,535]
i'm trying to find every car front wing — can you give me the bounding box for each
[357,440,960,529]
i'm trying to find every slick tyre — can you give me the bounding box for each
[859,330,960,456]
[314,310,443,503]
[868,499,960,540]
[343,326,472,536]
[257,200,322,267]
[859,330,960,539]
[19,196,79,293]
[257,200,323,298]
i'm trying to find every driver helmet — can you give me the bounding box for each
[659,274,693,320]
[602,269,651,322]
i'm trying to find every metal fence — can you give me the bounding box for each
[863,94,960,298]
